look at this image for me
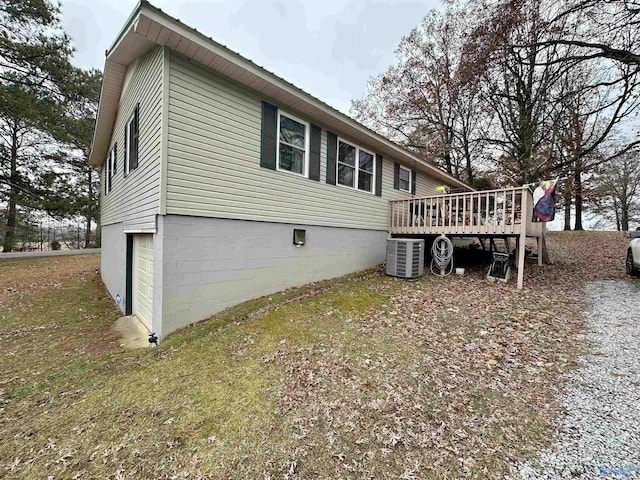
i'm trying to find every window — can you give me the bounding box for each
[112,142,117,177]
[337,139,375,193]
[104,156,109,195]
[104,163,108,195]
[398,165,412,192]
[125,104,139,175]
[105,144,117,194]
[277,111,308,176]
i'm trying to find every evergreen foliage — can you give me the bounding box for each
[0,0,100,252]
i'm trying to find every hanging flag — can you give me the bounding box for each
[532,179,558,222]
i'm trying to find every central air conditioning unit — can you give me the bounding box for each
[386,238,425,279]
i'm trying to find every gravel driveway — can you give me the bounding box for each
[509,280,640,479]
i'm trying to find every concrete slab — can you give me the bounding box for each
[113,315,151,349]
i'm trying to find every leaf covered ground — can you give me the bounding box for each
[0,232,633,479]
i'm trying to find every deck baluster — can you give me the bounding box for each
[387,186,537,239]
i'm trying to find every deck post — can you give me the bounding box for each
[517,233,526,289]
[516,187,528,289]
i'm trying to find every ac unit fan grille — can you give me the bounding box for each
[411,242,421,276]
[396,242,407,276]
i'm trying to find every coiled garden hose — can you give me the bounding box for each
[430,234,454,276]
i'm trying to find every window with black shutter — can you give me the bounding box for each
[394,163,414,193]
[334,137,377,194]
[105,144,117,194]
[260,101,321,181]
[125,103,140,175]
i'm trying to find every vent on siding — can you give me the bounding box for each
[386,239,425,279]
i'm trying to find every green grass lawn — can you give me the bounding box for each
[0,232,632,479]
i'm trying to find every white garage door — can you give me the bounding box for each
[133,234,153,329]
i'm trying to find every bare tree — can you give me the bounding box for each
[351,0,639,205]
[462,0,640,201]
[351,7,490,183]
[591,149,640,230]
[550,54,640,228]
[532,0,640,66]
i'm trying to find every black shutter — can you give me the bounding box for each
[113,143,117,174]
[375,154,383,196]
[104,166,107,194]
[393,162,400,190]
[124,122,128,176]
[326,131,337,185]
[260,101,278,170]
[411,170,417,195]
[309,124,321,181]
[131,103,139,170]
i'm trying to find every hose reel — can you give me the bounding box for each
[430,234,454,276]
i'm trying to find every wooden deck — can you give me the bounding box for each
[388,186,546,289]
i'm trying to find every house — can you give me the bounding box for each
[89,0,472,340]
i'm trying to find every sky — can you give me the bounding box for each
[59,0,441,115]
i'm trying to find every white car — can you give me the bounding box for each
[627,231,640,276]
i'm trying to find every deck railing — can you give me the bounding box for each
[388,186,543,237]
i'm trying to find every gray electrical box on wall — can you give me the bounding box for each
[385,238,425,279]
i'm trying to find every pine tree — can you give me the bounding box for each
[0,0,99,251]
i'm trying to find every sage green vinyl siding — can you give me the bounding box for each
[415,172,444,197]
[166,54,442,230]
[100,46,164,231]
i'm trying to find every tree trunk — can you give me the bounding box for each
[563,201,571,230]
[84,168,93,248]
[2,121,19,253]
[613,197,621,231]
[563,178,572,231]
[621,194,629,231]
[574,168,583,230]
[540,233,550,264]
[465,156,474,183]
[463,138,474,183]
[564,193,571,231]
[443,150,453,175]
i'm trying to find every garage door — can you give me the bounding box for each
[133,234,153,329]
